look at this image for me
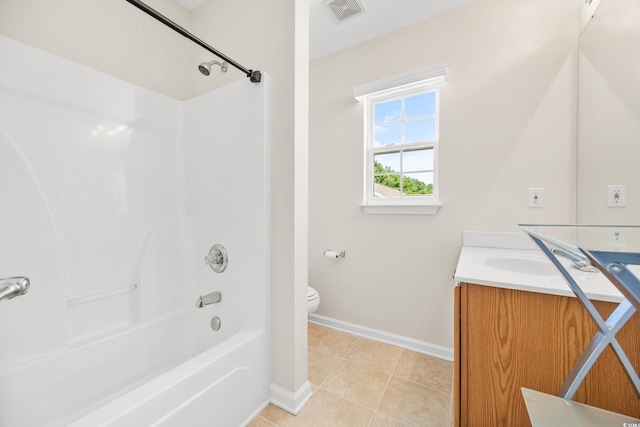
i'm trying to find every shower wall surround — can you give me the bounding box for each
[0,33,270,424]
[0,35,181,367]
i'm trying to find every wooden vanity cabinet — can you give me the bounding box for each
[454,282,640,427]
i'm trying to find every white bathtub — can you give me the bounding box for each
[69,327,269,427]
[0,309,270,427]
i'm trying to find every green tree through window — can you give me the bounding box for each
[374,161,433,195]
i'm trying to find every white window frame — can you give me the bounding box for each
[354,64,446,215]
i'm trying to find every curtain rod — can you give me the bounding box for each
[125,0,261,83]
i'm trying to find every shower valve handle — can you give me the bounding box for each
[205,253,222,265]
[204,244,228,273]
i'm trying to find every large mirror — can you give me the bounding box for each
[577,0,640,225]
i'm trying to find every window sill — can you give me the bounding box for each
[360,201,442,215]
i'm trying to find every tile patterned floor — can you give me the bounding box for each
[248,324,454,427]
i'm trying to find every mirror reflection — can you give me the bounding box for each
[577,0,640,224]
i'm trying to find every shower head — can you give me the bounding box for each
[198,60,229,76]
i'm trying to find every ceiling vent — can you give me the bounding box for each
[323,0,366,24]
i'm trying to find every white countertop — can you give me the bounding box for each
[454,232,625,303]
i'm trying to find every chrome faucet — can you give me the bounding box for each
[195,291,222,308]
[551,249,599,273]
[204,244,228,273]
[0,277,30,302]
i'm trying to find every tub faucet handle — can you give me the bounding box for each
[204,244,228,273]
[204,253,222,265]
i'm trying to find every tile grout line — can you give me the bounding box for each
[318,335,386,427]
[308,326,453,427]
[264,415,279,427]
[267,327,381,426]
[369,348,408,426]
[337,331,454,396]
[252,414,279,427]
[283,407,293,427]
[393,376,454,396]
[317,335,361,390]
[448,391,455,427]
[319,328,449,427]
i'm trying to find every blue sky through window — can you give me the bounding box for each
[373,90,437,146]
[405,92,436,118]
[404,148,433,171]
[374,152,400,172]
[405,117,436,142]
[374,99,401,125]
[374,148,434,173]
[374,123,401,146]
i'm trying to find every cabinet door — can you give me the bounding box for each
[457,283,640,427]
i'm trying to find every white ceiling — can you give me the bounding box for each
[307,0,475,60]
[176,0,476,60]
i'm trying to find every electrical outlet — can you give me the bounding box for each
[529,188,543,208]
[607,185,626,207]
[608,227,626,246]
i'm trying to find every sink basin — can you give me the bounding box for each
[485,257,559,276]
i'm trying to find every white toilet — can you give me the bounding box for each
[307,286,320,314]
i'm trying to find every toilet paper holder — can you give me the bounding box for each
[323,249,346,259]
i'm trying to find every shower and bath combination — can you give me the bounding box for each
[0,1,269,425]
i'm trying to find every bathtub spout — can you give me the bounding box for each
[196,291,221,308]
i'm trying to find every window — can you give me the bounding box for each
[355,64,446,214]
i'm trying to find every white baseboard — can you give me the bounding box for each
[308,313,454,362]
[269,381,313,415]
